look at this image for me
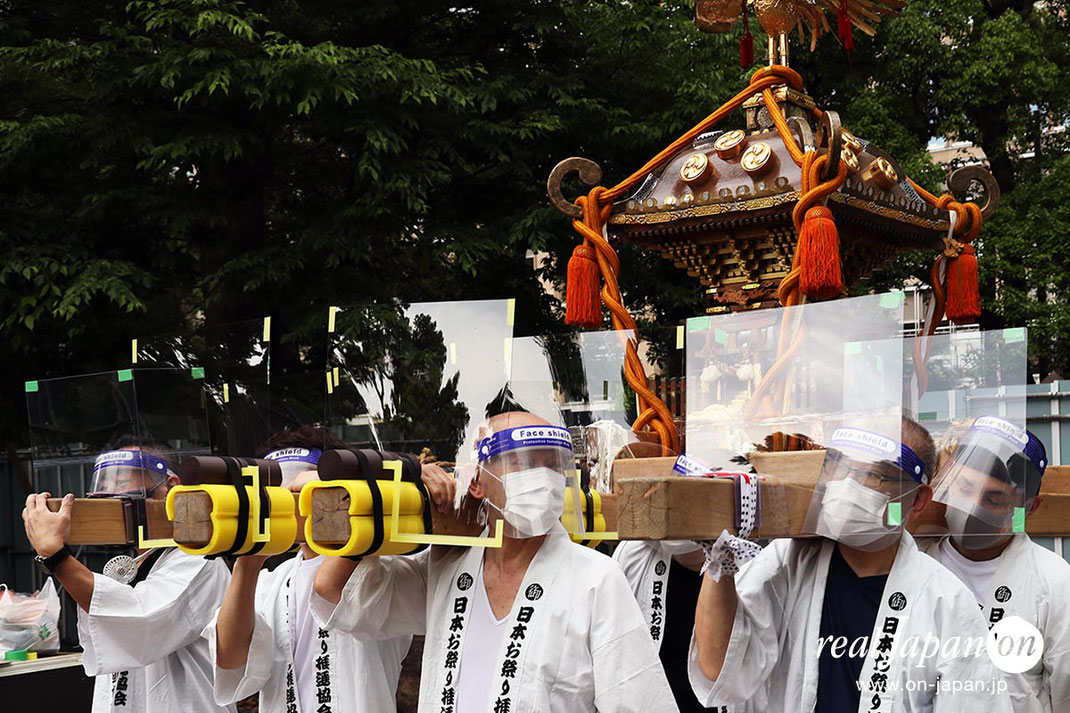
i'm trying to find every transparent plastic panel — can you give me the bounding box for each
[134,318,271,457]
[26,369,211,498]
[684,292,905,466]
[801,336,910,550]
[909,328,1035,548]
[327,299,515,464]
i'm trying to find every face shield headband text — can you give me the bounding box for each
[93,450,175,479]
[965,416,1047,478]
[264,447,322,468]
[477,425,573,463]
[829,428,928,484]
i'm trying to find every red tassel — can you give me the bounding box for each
[945,244,981,324]
[565,244,602,329]
[796,206,844,300]
[838,0,853,54]
[740,0,754,68]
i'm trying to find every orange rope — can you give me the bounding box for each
[907,178,982,246]
[600,66,804,203]
[743,152,849,423]
[911,256,948,399]
[570,61,984,451]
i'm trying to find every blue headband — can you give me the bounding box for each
[264,447,322,466]
[897,443,928,484]
[829,428,928,484]
[93,450,173,478]
[477,426,572,463]
[1024,431,1048,478]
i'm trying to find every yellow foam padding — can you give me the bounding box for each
[563,488,617,546]
[298,479,427,557]
[166,484,297,556]
[564,487,603,516]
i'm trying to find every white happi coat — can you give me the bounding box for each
[612,540,673,646]
[203,551,410,713]
[688,533,1014,713]
[920,534,1070,713]
[311,523,678,713]
[77,548,235,713]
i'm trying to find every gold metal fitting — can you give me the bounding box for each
[680,153,711,184]
[714,129,748,160]
[841,149,859,173]
[861,156,899,189]
[841,130,864,157]
[740,142,773,175]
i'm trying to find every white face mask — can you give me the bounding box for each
[486,466,565,538]
[815,477,901,550]
[659,540,702,556]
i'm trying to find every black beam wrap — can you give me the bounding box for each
[409,476,433,555]
[179,455,283,487]
[352,449,385,558]
[213,456,250,558]
[579,486,596,547]
[123,498,137,546]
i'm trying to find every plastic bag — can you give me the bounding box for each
[0,579,61,653]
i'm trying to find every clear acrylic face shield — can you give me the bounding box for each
[475,423,584,539]
[264,446,322,488]
[905,328,1029,547]
[325,299,515,546]
[26,369,211,501]
[799,334,912,550]
[932,417,1042,549]
[505,329,661,494]
[802,426,923,551]
[684,293,905,467]
[89,448,176,498]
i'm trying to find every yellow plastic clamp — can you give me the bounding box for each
[384,460,504,549]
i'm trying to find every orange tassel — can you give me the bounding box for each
[796,206,843,300]
[565,244,602,329]
[945,244,981,323]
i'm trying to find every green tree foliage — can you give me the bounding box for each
[794,0,1070,379]
[1,0,1068,457]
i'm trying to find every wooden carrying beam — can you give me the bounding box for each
[47,498,173,546]
[613,452,1070,540]
[48,494,304,549]
[53,489,532,549]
